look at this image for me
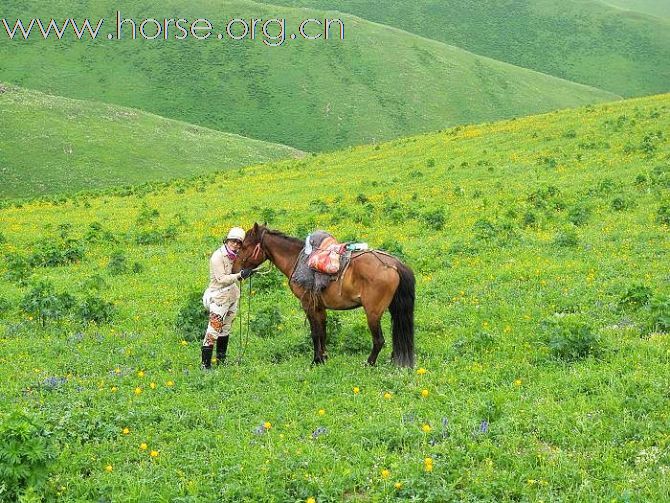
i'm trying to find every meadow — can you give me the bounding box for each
[1,93,669,501]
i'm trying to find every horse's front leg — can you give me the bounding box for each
[308,307,329,365]
[306,310,325,365]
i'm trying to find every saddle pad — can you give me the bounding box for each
[308,236,344,274]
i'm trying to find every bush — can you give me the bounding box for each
[554,229,579,248]
[135,225,178,245]
[649,295,670,333]
[251,306,283,338]
[657,204,670,226]
[619,284,653,309]
[29,239,84,267]
[422,209,446,230]
[543,317,602,361]
[0,296,11,317]
[2,253,31,285]
[107,250,128,275]
[0,411,56,500]
[77,296,115,324]
[568,204,591,226]
[175,290,208,342]
[20,281,75,327]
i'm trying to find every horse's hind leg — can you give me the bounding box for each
[365,310,385,366]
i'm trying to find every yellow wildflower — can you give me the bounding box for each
[137,371,144,378]
[381,469,390,479]
[166,380,175,387]
[122,427,130,435]
[140,443,148,450]
[416,367,427,375]
[134,387,142,395]
[383,392,392,400]
[105,465,113,473]
[264,422,272,430]
[421,389,429,398]
[421,424,431,433]
[150,450,159,458]
[353,386,360,394]
[318,409,326,416]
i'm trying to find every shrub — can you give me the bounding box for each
[619,284,653,309]
[649,295,670,333]
[20,281,75,327]
[657,203,670,226]
[29,239,84,267]
[2,252,31,285]
[251,306,283,338]
[135,225,178,245]
[472,219,497,241]
[0,296,11,317]
[611,196,630,212]
[0,411,56,500]
[568,205,591,226]
[379,240,405,259]
[543,317,602,361]
[422,209,446,230]
[107,251,128,275]
[136,205,160,226]
[175,290,208,342]
[77,296,115,324]
[554,229,579,248]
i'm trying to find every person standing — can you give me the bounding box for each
[201,227,255,369]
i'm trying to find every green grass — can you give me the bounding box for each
[257,0,670,97]
[0,0,619,153]
[1,94,669,500]
[0,84,302,199]
[599,0,670,18]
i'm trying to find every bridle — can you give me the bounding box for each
[248,228,267,264]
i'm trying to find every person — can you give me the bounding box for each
[201,226,256,369]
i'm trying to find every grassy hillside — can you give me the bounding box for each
[0,84,302,199]
[0,0,619,153]
[258,0,670,97]
[599,0,670,18]
[1,94,669,500]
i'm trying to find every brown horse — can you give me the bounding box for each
[233,223,415,367]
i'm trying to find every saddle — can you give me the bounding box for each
[308,235,346,274]
[291,231,360,293]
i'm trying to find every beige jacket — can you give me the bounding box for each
[205,246,241,305]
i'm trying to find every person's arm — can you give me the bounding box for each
[211,255,241,287]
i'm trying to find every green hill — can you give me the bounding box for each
[599,0,670,18]
[0,85,302,199]
[1,94,669,500]
[258,0,670,97]
[0,0,619,153]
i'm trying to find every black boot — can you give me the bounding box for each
[216,336,229,365]
[201,345,213,369]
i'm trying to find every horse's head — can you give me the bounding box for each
[232,222,268,272]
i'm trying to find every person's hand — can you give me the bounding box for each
[239,268,256,280]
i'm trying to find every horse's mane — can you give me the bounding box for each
[262,227,303,246]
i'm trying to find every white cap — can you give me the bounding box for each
[226,227,246,242]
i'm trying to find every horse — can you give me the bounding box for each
[233,223,415,367]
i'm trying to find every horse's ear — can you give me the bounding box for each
[252,222,259,233]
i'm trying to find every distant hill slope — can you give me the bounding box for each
[598,0,670,18]
[0,0,618,153]
[258,0,670,97]
[0,85,302,199]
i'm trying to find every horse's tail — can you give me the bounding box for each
[389,261,415,368]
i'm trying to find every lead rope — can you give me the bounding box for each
[235,263,272,365]
[236,275,253,365]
